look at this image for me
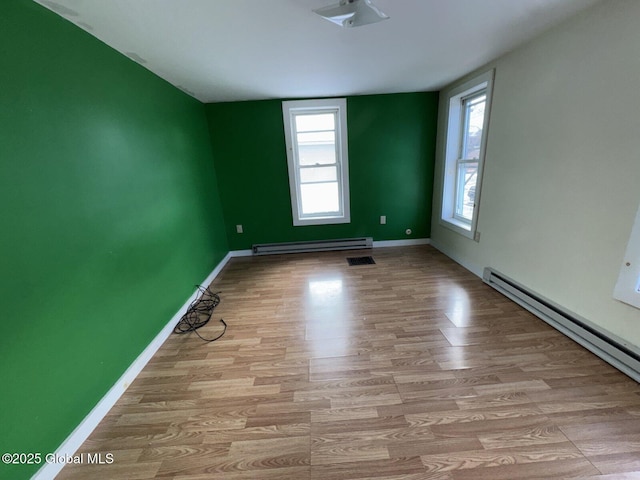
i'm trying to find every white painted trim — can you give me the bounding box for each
[231,241,435,256]
[373,238,430,248]
[231,241,433,257]
[429,239,484,278]
[32,253,234,480]
[229,249,253,257]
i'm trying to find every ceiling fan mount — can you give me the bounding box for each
[313,0,389,28]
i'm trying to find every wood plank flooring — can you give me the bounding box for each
[58,246,640,479]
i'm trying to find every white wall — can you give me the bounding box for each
[431,0,640,348]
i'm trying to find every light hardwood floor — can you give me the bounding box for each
[59,246,640,479]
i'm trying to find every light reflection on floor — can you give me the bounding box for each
[442,283,472,367]
[308,278,344,304]
[444,283,471,327]
[305,275,350,357]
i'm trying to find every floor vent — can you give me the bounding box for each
[483,267,640,382]
[252,237,373,255]
[347,256,375,266]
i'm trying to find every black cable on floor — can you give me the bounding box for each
[173,285,227,342]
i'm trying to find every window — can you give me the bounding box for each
[614,202,640,309]
[282,98,350,226]
[440,70,494,239]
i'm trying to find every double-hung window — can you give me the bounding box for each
[282,98,350,226]
[440,70,494,239]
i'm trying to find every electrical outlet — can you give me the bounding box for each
[236,224,243,234]
[474,231,481,242]
[380,215,386,225]
[405,228,412,235]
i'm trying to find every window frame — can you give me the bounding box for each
[614,202,640,309]
[440,70,494,239]
[282,98,350,226]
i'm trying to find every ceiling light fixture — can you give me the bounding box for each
[313,0,389,28]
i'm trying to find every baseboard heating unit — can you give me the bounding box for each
[252,237,373,255]
[483,267,640,382]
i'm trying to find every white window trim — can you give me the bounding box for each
[282,98,350,226]
[440,69,494,240]
[614,202,640,309]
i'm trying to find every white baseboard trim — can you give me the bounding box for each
[429,239,483,278]
[229,249,253,257]
[33,253,234,480]
[228,241,432,256]
[373,238,430,248]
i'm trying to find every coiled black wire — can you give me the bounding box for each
[173,285,227,342]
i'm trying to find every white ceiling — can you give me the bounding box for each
[35,0,600,103]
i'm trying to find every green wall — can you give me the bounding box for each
[205,92,438,250]
[0,2,228,478]
[0,3,437,478]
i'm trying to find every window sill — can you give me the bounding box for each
[293,216,350,227]
[439,217,475,240]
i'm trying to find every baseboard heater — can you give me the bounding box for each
[252,237,373,255]
[483,267,640,382]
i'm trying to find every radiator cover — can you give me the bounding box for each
[252,237,373,255]
[483,267,640,382]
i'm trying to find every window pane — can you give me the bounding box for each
[461,94,485,160]
[300,182,340,215]
[455,161,478,221]
[297,131,335,144]
[300,166,337,183]
[295,113,335,133]
[298,143,336,166]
